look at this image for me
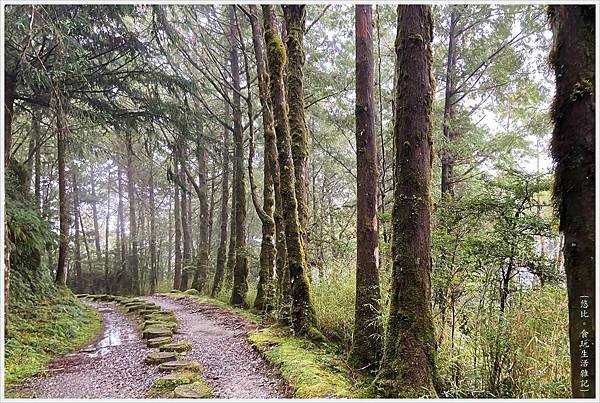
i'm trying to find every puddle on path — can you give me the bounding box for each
[79,303,137,357]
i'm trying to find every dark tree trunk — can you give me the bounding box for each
[225,164,237,288]
[248,4,278,313]
[72,169,83,291]
[207,175,216,251]
[180,171,191,291]
[173,159,183,290]
[4,73,16,166]
[376,6,438,397]
[263,5,318,337]
[283,5,310,256]
[229,5,249,307]
[90,174,102,258]
[55,86,69,286]
[126,132,140,295]
[117,165,128,292]
[212,101,231,297]
[191,123,210,293]
[441,9,459,197]
[149,165,158,295]
[104,172,111,293]
[351,4,382,369]
[549,5,595,398]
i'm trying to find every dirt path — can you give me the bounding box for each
[144,295,287,398]
[15,301,160,398]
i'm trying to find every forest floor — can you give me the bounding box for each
[11,297,286,399]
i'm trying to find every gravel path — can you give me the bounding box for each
[144,295,287,398]
[16,301,160,398]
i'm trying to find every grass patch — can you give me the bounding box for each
[4,287,103,390]
[248,326,365,398]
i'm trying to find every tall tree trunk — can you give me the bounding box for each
[263,5,318,337]
[4,72,16,165]
[283,5,309,256]
[167,192,173,280]
[180,158,192,291]
[126,132,141,295]
[229,5,249,307]
[549,5,595,398]
[377,6,437,397]
[351,4,382,369]
[212,102,231,297]
[54,85,69,286]
[90,174,102,258]
[72,169,83,291]
[225,163,237,288]
[192,123,210,292]
[441,9,459,197]
[149,165,158,295]
[117,165,128,292]
[208,175,216,250]
[173,159,183,290]
[104,172,111,293]
[248,4,278,313]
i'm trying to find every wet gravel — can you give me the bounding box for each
[144,295,287,398]
[16,301,160,398]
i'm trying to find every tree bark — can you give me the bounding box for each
[54,85,69,287]
[351,4,382,369]
[117,164,128,292]
[180,169,191,291]
[441,9,459,197]
[212,101,231,297]
[191,123,210,293]
[229,5,249,307]
[104,172,111,293]
[263,5,318,337]
[173,158,183,290]
[72,168,83,291]
[90,174,102,258]
[549,5,595,398]
[126,132,141,296]
[377,6,438,397]
[4,73,16,166]
[283,5,310,256]
[149,165,158,295]
[248,4,278,313]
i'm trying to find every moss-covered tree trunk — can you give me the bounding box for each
[549,5,595,398]
[90,174,102,259]
[173,157,183,291]
[191,123,210,293]
[248,4,279,313]
[54,84,69,287]
[225,160,237,288]
[126,131,141,296]
[212,100,230,297]
[283,5,310,257]
[263,4,318,337]
[117,164,129,292]
[376,6,437,397]
[229,5,249,307]
[351,4,382,369]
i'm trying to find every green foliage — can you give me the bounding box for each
[4,288,103,389]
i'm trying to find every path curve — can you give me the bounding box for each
[17,301,160,398]
[144,295,287,398]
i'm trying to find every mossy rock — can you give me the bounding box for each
[160,341,192,353]
[147,336,173,348]
[75,294,88,298]
[173,380,214,398]
[138,308,161,316]
[123,301,145,308]
[170,289,182,294]
[183,289,200,296]
[143,320,176,331]
[154,371,198,389]
[126,304,149,313]
[145,351,177,364]
[145,311,176,321]
[89,294,106,301]
[143,327,173,339]
[158,361,201,372]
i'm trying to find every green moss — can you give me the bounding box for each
[248,326,363,398]
[266,34,287,72]
[4,288,103,390]
[154,371,198,388]
[569,78,593,101]
[183,288,200,296]
[160,341,192,353]
[174,380,214,398]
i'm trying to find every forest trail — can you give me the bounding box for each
[143,295,285,398]
[13,296,284,399]
[15,301,160,398]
